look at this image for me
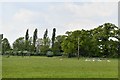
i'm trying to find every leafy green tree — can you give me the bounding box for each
[90,23,119,57]
[3,22,118,58]
[51,35,66,56]
[36,37,50,55]
[61,23,119,58]
[52,42,60,55]
[61,32,77,57]
[38,29,51,55]
[13,37,31,57]
[13,37,25,53]
[2,38,11,55]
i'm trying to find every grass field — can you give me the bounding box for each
[2,56,118,78]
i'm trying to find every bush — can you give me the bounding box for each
[46,51,53,57]
[54,52,63,56]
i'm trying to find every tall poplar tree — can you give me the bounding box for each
[33,28,38,52]
[51,28,56,48]
[25,29,29,51]
[43,29,48,45]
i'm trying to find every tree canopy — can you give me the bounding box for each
[1,23,120,58]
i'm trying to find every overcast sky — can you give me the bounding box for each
[0,0,118,44]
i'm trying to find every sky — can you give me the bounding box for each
[0,0,119,44]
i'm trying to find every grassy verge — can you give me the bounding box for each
[2,56,118,78]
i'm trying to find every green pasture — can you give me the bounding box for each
[2,56,118,78]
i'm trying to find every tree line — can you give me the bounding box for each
[1,23,120,58]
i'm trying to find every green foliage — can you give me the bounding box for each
[25,29,30,51]
[40,45,50,55]
[12,35,33,56]
[51,28,56,48]
[25,29,29,41]
[61,23,119,58]
[43,29,50,47]
[33,28,38,52]
[52,42,61,55]
[43,29,48,45]
[38,29,51,55]
[2,38,11,54]
[13,37,25,51]
[2,23,119,58]
[52,35,66,55]
[29,37,35,52]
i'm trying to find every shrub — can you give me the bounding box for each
[46,51,53,57]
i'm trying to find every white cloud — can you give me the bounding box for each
[51,2,117,18]
[64,20,99,31]
[13,9,39,23]
[47,2,117,29]
[1,9,37,44]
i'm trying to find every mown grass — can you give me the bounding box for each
[2,56,118,78]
